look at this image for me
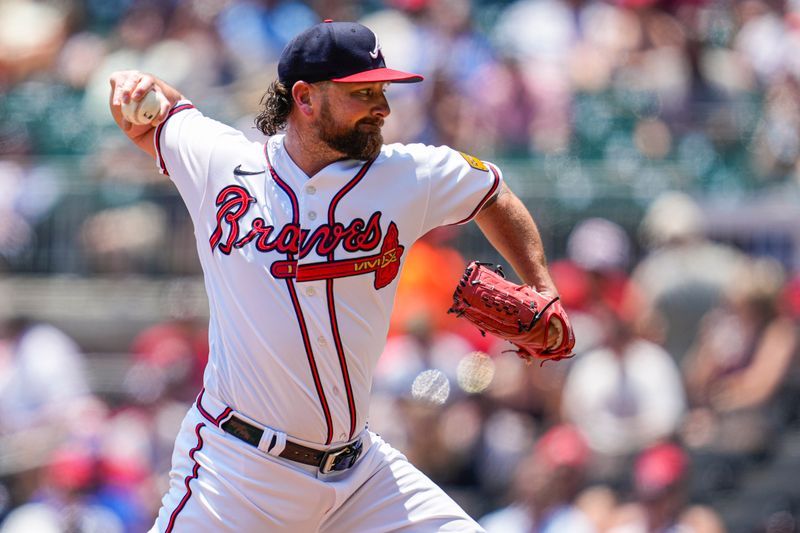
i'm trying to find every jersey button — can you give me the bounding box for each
[317,336,327,346]
[339,433,347,441]
[306,287,316,297]
[308,211,317,220]
[306,185,316,195]
[333,386,340,396]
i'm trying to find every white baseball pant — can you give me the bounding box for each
[148,392,485,532]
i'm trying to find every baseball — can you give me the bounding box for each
[121,89,164,125]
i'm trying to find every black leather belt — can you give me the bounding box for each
[221,416,363,474]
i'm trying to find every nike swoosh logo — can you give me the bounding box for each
[233,164,265,176]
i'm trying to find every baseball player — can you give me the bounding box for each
[109,21,569,533]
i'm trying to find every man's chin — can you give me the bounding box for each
[356,140,383,160]
[321,127,383,160]
[341,134,383,161]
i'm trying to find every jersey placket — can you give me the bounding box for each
[323,159,373,441]
[296,181,341,434]
[296,161,373,443]
[266,138,376,444]
[267,158,336,445]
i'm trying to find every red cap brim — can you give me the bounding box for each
[331,68,424,84]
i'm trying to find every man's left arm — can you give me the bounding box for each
[474,182,558,296]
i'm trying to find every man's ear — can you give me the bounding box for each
[292,81,314,116]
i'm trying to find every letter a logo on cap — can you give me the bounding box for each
[279,21,422,84]
[369,33,381,60]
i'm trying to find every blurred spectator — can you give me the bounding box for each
[473,56,537,156]
[734,0,786,85]
[479,424,597,533]
[490,0,580,152]
[474,404,539,501]
[126,316,207,404]
[681,257,798,456]
[567,217,632,276]
[0,316,98,525]
[631,192,745,362]
[0,160,64,270]
[607,442,725,533]
[562,302,687,483]
[559,217,634,353]
[94,409,163,533]
[410,0,498,151]
[416,0,495,86]
[381,395,485,503]
[751,75,800,181]
[124,278,208,405]
[536,217,635,419]
[0,443,125,533]
[122,280,210,481]
[0,0,70,85]
[0,316,90,434]
[215,0,318,77]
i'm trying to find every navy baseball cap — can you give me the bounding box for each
[278,21,424,87]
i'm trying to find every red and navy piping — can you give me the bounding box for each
[164,423,205,533]
[449,162,501,226]
[196,388,233,427]
[155,102,195,176]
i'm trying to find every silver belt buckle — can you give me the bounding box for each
[319,441,362,474]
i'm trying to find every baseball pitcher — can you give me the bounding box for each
[109,20,575,533]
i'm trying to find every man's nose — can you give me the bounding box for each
[372,95,390,118]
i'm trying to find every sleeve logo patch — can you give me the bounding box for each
[459,151,488,172]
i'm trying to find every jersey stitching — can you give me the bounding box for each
[326,158,375,441]
[165,422,205,533]
[266,147,335,445]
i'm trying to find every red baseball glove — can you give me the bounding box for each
[448,262,576,363]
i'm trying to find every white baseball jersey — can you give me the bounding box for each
[155,101,501,447]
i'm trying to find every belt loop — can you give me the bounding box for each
[258,427,287,457]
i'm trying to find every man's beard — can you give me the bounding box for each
[316,101,383,161]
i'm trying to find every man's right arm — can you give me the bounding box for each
[109,70,184,159]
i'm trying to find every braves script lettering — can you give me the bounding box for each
[209,185,386,260]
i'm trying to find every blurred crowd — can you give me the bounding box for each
[3,0,800,532]
[2,0,800,272]
[371,193,800,533]
[2,192,800,532]
[3,0,800,174]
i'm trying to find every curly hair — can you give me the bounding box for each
[255,80,292,136]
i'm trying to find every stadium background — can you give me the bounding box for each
[2,0,800,531]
